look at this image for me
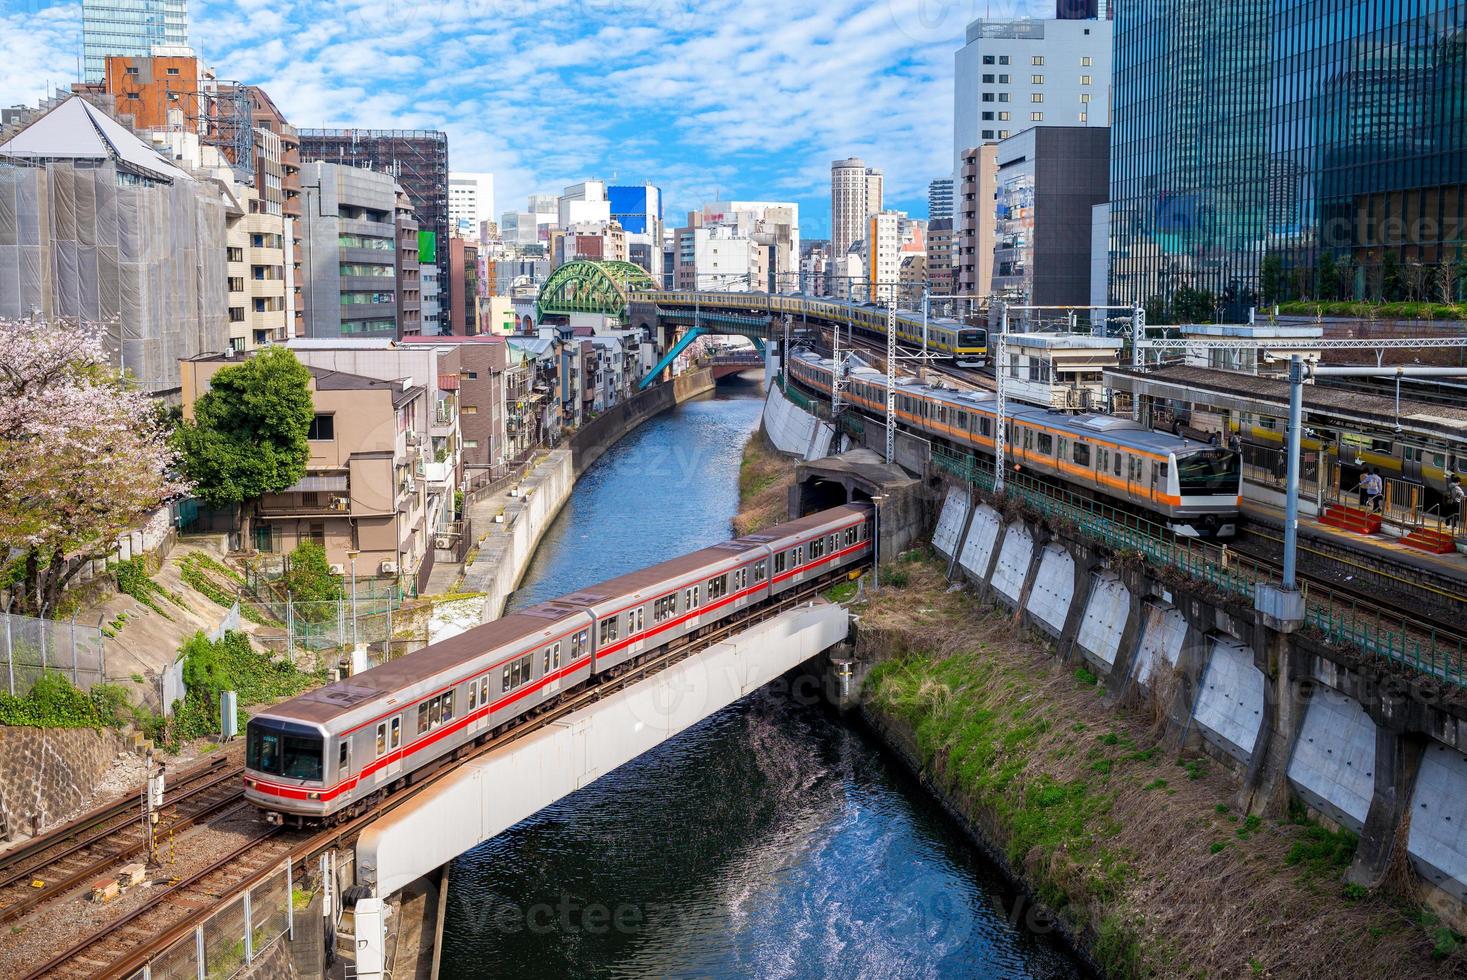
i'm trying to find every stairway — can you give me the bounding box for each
[1401,526,1458,555]
[1319,504,1382,535]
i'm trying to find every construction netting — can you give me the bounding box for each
[0,160,228,390]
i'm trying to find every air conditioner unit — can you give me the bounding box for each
[379,560,399,575]
[435,535,452,549]
[328,563,345,575]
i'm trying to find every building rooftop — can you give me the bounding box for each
[1007,333,1123,350]
[307,366,419,409]
[0,96,190,183]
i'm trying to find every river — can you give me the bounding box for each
[439,379,1081,979]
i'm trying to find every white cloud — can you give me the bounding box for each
[0,0,967,233]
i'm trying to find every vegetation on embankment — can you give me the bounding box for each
[733,428,795,535]
[857,554,1461,978]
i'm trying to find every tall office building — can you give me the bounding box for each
[953,16,1112,177]
[609,183,664,279]
[830,157,883,288]
[299,129,450,292]
[82,0,189,82]
[448,172,494,241]
[1108,5,1467,314]
[928,178,954,221]
[298,161,404,339]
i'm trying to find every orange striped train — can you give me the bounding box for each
[788,348,1241,539]
[244,505,872,824]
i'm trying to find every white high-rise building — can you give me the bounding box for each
[830,157,883,290]
[558,181,610,228]
[448,172,494,241]
[953,16,1113,177]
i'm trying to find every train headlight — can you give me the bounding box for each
[309,792,321,800]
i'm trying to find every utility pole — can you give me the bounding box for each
[995,302,1009,491]
[885,283,897,465]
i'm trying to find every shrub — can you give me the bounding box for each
[0,673,131,729]
[114,556,175,618]
[283,542,344,604]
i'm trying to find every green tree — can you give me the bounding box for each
[1143,294,1170,326]
[174,348,314,507]
[1171,286,1216,324]
[283,541,344,603]
[1259,254,1285,307]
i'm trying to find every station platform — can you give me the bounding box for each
[1241,497,1467,591]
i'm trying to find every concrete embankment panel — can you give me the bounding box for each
[1076,572,1130,670]
[1286,688,1376,832]
[932,486,971,561]
[1409,742,1467,903]
[1025,543,1075,636]
[1192,637,1266,763]
[990,522,1034,607]
[761,384,835,460]
[957,505,1002,581]
[1132,601,1187,686]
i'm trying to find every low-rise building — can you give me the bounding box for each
[179,354,435,590]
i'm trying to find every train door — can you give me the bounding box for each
[374,715,404,783]
[543,642,564,695]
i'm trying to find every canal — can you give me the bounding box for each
[440,380,1080,978]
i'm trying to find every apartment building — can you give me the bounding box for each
[956,144,998,302]
[299,161,405,339]
[180,353,434,590]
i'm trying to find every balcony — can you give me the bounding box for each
[419,459,454,487]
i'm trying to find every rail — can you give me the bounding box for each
[931,444,1467,687]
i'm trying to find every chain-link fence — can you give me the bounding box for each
[0,611,106,696]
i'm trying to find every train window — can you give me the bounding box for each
[418,702,430,735]
[686,587,701,610]
[469,681,478,711]
[830,533,838,552]
[654,594,676,622]
[1114,453,1123,477]
[957,411,968,429]
[283,736,324,781]
[442,691,454,722]
[429,697,442,727]
[376,723,387,756]
[774,552,787,574]
[1057,437,1067,459]
[754,560,767,582]
[390,717,400,749]
[501,665,511,691]
[479,677,488,704]
[1074,442,1090,466]
[1037,433,1053,455]
[599,617,619,643]
[339,740,350,771]
[810,538,824,560]
[708,575,728,600]
[979,417,990,437]
[553,643,562,669]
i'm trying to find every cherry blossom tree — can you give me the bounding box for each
[0,317,188,617]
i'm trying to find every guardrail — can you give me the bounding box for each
[931,444,1467,687]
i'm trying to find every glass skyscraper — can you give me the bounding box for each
[1108,3,1467,315]
[82,0,189,81]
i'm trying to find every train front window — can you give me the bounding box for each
[1176,450,1240,493]
[958,329,986,348]
[247,728,281,775]
[283,735,323,781]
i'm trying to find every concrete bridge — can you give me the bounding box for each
[344,600,851,977]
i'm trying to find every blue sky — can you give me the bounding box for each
[0,0,998,237]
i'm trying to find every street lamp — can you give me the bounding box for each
[869,494,886,591]
[346,548,360,651]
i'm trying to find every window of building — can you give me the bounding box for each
[998,74,1009,83]
[1031,74,1044,84]
[982,111,994,120]
[462,405,477,414]
[998,111,1010,121]
[998,92,1009,102]
[1031,93,1044,103]
[1078,112,1088,122]
[982,73,994,83]
[998,55,1009,65]
[227,247,244,262]
[228,276,244,292]
[982,54,995,65]
[1031,55,1044,65]
[982,129,995,140]
[1080,74,1092,85]
[982,93,994,103]
[463,440,479,449]
[465,370,478,380]
[1031,112,1044,121]
[166,67,180,75]
[1081,56,1093,66]
[307,414,334,441]
[999,130,1010,138]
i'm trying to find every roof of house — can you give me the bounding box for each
[308,366,419,409]
[0,96,191,183]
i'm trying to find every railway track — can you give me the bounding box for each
[0,755,245,926]
[30,580,860,979]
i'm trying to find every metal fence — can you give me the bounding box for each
[0,611,106,696]
[250,594,406,667]
[127,859,293,980]
[930,444,1467,688]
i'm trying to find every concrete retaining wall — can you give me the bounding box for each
[0,726,119,835]
[922,474,1467,923]
[460,370,716,623]
[761,384,835,460]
